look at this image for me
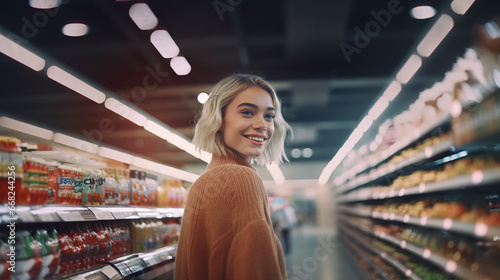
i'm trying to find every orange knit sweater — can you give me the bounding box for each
[174,152,287,280]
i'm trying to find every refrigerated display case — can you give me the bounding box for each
[0,129,185,280]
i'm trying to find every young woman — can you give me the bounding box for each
[174,74,292,280]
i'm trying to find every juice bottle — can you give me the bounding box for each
[81,168,93,206]
[8,137,29,204]
[73,167,83,205]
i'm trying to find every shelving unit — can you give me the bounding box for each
[0,125,185,280]
[335,46,500,280]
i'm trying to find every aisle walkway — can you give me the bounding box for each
[282,224,366,280]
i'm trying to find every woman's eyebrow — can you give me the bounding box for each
[237,102,275,111]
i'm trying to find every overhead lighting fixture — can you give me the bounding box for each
[53,133,99,154]
[396,54,423,84]
[129,3,158,30]
[197,92,209,104]
[0,116,53,140]
[98,147,133,164]
[291,148,301,159]
[143,120,211,162]
[266,163,285,185]
[47,66,106,104]
[62,23,89,37]
[131,156,199,182]
[357,116,373,133]
[302,148,313,158]
[170,56,191,76]
[382,81,402,101]
[150,30,180,58]
[0,33,45,71]
[409,6,436,19]
[143,120,174,139]
[368,96,390,120]
[104,97,147,126]
[29,0,60,9]
[417,14,454,57]
[450,0,475,15]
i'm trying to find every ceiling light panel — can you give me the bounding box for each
[150,30,180,58]
[104,98,147,126]
[29,0,60,9]
[170,56,191,75]
[410,6,436,19]
[47,66,106,104]
[0,33,45,71]
[129,3,158,30]
[417,14,454,57]
[62,23,89,37]
[396,54,423,84]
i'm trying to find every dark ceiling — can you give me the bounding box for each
[0,0,499,177]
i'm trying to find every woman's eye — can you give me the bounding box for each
[265,114,275,120]
[241,110,253,116]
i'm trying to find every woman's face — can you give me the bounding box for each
[220,86,275,161]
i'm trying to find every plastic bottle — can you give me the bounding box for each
[8,137,29,204]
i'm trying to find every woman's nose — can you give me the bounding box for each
[253,116,267,131]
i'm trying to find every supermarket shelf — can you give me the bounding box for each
[57,245,177,280]
[338,208,500,240]
[59,265,123,280]
[0,204,184,223]
[337,138,453,194]
[111,245,176,278]
[335,113,451,187]
[337,170,500,204]
[340,225,424,280]
[340,216,490,280]
[339,233,393,280]
[371,212,500,240]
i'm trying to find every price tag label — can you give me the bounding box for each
[57,211,84,222]
[101,265,120,279]
[36,212,60,222]
[111,209,136,219]
[90,207,115,220]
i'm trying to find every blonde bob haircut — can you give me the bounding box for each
[193,74,292,165]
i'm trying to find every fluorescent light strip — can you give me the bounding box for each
[150,30,180,58]
[382,81,402,101]
[396,54,423,84]
[104,98,147,126]
[450,0,475,15]
[417,14,454,57]
[368,96,390,120]
[0,116,53,140]
[129,3,158,30]
[266,163,285,185]
[98,147,133,164]
[0,33,45,71]
[132,156,199,182]
[47,66,106,104]
[53,133,99,154]
[318,126,364,185]
[170,56,191,76]
[144,120,211,162]
[357,116,373,133]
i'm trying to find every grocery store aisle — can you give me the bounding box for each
[283,223,366,280]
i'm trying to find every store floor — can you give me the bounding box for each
[282,223,366,280]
